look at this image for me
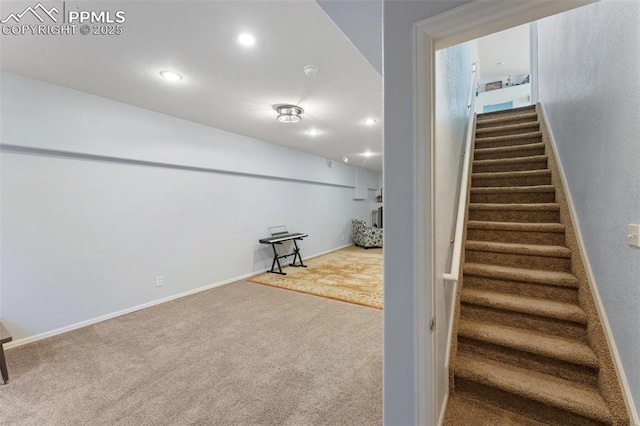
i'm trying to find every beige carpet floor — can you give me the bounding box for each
[0,281,382,425]
[248,246,383,309]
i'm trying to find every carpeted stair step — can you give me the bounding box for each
[465,240,571,272]
[476,105,537,121]
[473,155,549,174]
[474,142,545,161]
[454,354,612,425]
[458,319,599,370]
[475,131,543,149]
[475,112,538,129]
[475,121,541,138]
[468,203,560,223]
[466,220,565,245]
[444,392,549,425]
[463,261,579,303]
[463,273,579,304]
[457,337,599,388]
[464,262,578,288]
[469,185,556,204]
[471,169,551,187]
[461,287,587,325]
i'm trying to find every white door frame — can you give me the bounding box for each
[412,1,597,424]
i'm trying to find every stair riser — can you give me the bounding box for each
[465,250,571,273]
[469,191,556,204]
[475,115,538,129]
[472,174,552,187]
[454,377,607,426]
[463,275,578,303]
[476,124,540,138]
[457,340,599,387]
[475,146,545,161]
[461,304,588,342]
[475,135,542,149]
[468,209,560,223]
[472,160,548,173]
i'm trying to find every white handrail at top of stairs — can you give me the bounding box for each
[443,65,478,283]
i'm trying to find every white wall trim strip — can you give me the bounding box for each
[0,144,356,190]
[540,103,639,425]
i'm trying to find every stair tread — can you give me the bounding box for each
[475,142,544,155]
[459,319,599,368]
[466,241,571,258]
[476,121,540,134]
[476,111,538,126]
[475,131,542,144]
[455,354,612,423]
[464,262,579,288]
[473,155,548,166]
[473,169,551,179]
[469,203,560,211]
[445,392,548,426]
[461,287,587,324]
[467,221,565,232]
[470,185,555,194]
[477,105,537,120]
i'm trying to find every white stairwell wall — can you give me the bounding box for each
[537,0,640,420]
[434,41,475,421]
[0,72,380,345]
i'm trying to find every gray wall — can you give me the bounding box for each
[382,1,471,423]
[0,72,380,342]
[538,0,640,410]
[434,41,474,417]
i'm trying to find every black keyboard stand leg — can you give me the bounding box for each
[268,243,286,275]
[289,239,307,268]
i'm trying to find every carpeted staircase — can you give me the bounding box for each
[444,105,630,425]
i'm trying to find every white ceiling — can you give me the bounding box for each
[0,1,383,171]
[477,23,531,86]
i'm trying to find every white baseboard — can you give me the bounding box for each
[437,392,449,426]
[5,244,355,351]
[540,103,639,425]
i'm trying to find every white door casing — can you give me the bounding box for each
[411,1,598,424]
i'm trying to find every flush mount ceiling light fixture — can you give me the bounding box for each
[306,129,320,136]
[159,71,182,81]
[276,105,304,123]
[363,118,377,125]
[362,151,374,157]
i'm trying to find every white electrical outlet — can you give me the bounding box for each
[156,276,164,287]
[628,224,640,247]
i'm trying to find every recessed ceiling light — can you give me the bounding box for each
[363,118,377,125]
[362,151,374,157]
[343,157,349,163]
[238,33,256,46]
[307,129,320,136]
[159,71,182,81]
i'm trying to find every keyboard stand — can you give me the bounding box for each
[259,232,308,275]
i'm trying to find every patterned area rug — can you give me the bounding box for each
[247,246,383,309]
